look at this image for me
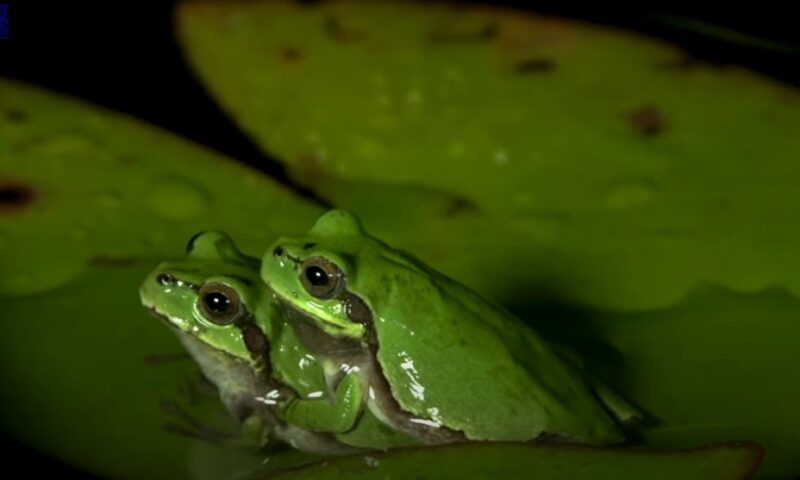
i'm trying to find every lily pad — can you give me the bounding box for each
[176,1,800,477]
[1,1,799,479]
[177,0,800,311]
[265,442,764,480]
[0,77,323,296]
[0,78,323,479]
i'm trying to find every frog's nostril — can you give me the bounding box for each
[156,273,176,286]
[273,246,285,257]
[185,231,205,254]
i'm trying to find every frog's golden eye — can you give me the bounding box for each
[198,282,242,325]
[301,257,344,299]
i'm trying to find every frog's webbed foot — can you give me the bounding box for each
[178,372,222,403]
[160,398,238,446]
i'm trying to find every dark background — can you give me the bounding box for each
[0,1,797,477]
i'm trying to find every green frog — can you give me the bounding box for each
[260,210,640,445]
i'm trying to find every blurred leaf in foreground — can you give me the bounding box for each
[264,442,763,480]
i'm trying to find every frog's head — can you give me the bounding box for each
[261,210,375,340]
[140,231,269,364]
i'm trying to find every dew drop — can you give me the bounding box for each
[604,179,657,208]
[494,149,509,165]
[147,177,209,220]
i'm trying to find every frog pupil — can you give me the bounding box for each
[305,266,329,286]
[204,292,231,313]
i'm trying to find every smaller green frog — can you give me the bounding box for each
[140,231,417,453]
[261,210,640,445]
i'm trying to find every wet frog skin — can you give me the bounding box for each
[261,210,640,445]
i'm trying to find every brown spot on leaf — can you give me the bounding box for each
[0,182,36,212]
[626,105,667,137]
[427,23,498,44]
[5,109,27,122]
[514,57,557,73]
[279,46,303,63]
[443,196,480,217]
[324,16,365,42]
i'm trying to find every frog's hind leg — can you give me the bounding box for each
[592,381,643,425]
[552,345,643,426]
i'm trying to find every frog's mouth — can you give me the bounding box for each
[146,307,251,368]
[146,306,189,332]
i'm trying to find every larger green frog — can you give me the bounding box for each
[261,210,640,445]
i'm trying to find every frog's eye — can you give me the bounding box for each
[198,282,242,325]
[301,257,344,299]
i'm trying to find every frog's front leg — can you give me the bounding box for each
[237,414,272,449]
[279,372,364,433]
[553,345,643,425]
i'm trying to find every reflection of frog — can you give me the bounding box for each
[140,231,416,453]
[261,210,640,445]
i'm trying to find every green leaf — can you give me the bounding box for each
[176,2,800,477]
[263,442,764,480]
[177,0,800,311]
[0,78,323,479]
[0,77,323,296]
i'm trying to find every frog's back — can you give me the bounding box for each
[367,251,622,444]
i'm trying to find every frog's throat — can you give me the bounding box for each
[147,306,254,359]
[274,295,366,339]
